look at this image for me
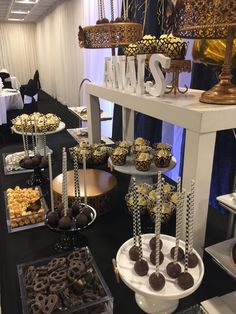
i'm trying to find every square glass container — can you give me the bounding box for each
[17,248,113,314]
[4,186,47,233]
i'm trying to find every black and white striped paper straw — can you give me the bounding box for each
[72,148,82,210]
[189,180,195,254]
[131,177,138,247]
[184,193,191,272]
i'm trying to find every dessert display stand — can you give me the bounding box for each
[46,204,96,252]
[108,156,177,185]
[116,234,204,314]
[11,121,66,155]
[86,83,236,256]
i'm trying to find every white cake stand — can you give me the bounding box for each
[109,155,176,184]
[116,234,204,314]
[12,121,65,155]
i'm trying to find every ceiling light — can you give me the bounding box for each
[8,18,25,21]
[15,0,38,4]
[11,10,30,14]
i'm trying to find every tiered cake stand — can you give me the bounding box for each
[116,234,204,314]
[109,155,177,185]
[12,121,66,155]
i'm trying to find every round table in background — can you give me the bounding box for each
[0,89,23,125]
[52,169,117,216]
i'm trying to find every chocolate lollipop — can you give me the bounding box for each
[167,177,184,278]
[149,176,165,291]
[58,148,72,230]
[134,179,149,276]
[129,177,139,261]
[177,193,194,290]
[24,119,29,157]
[188,180,198,268]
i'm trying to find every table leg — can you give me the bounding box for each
[181,130,216,256]
[87,94,101,144]
[122,107,134,142]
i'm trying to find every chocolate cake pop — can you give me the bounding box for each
[149,237,163,251]
[76,213,88,228]
[134,259,149,276]
[71,201,81,217]
[129,245,139,261]
[58,215,72,230]
[150,250,164,265]
[149,272,165,291]
[40,156,48,168]
[148,173,165,291]
[170,246,184,262]
[31,156,41,167]
[133,179,149,276]
[177,193,194,290]
[166,262,181,279]
[177,272,194,290]
[47,211,59,228]
[188,252,198,268]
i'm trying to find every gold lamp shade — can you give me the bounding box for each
[173,0,236,105]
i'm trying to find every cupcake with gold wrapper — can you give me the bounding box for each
[110,147,128,166]
[73,147,92,164]
[134,152,152,171]
[125,43,138,57]
[148,202,175,224]
[125,192,148,215]
[92,147,108,164]
[153,149,172,168]
[157,34,188,60]
[138,35,157,54]
[153,142,172,152]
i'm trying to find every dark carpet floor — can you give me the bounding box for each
[0,91,235,314]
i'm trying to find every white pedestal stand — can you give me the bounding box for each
[116,234,204,314]
[109,155,176,185]
[12,122,65,155]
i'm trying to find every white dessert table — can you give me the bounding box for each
[0,89,23,125]
[85,83,236,256]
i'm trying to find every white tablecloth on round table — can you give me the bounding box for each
[10,76,21,90]
[0,89,24,125]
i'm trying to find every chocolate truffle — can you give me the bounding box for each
[177,272,194,290]
[149,237,163,251]
[149,272,165,291]
[71,201,81,217]
[166,262,181,279]
[150,250,164,266]
[58,215,72,230]
[129,245,139,261]
[115,17,123,22]
[82,206,93,221]
[170,246,184,262]
[76,213,88,228]
[21,157,33,168]
[134,259,149,276]
[47,211,59,228]
[188,252,198,268]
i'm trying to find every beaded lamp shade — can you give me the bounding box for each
[173,0,236,104]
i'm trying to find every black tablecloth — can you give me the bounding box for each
[0,130,235,314]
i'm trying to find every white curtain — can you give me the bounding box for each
[36,0,84,107]
[0,22,37,85]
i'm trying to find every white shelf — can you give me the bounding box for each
[67,128,114,145]
[69,106,112,121]
[205,238,236,280]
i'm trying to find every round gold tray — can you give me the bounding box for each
[53,169,117,216]
[79,22,142,48]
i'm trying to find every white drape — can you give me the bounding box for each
[0,23,37,85]
[36,0,84,107]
